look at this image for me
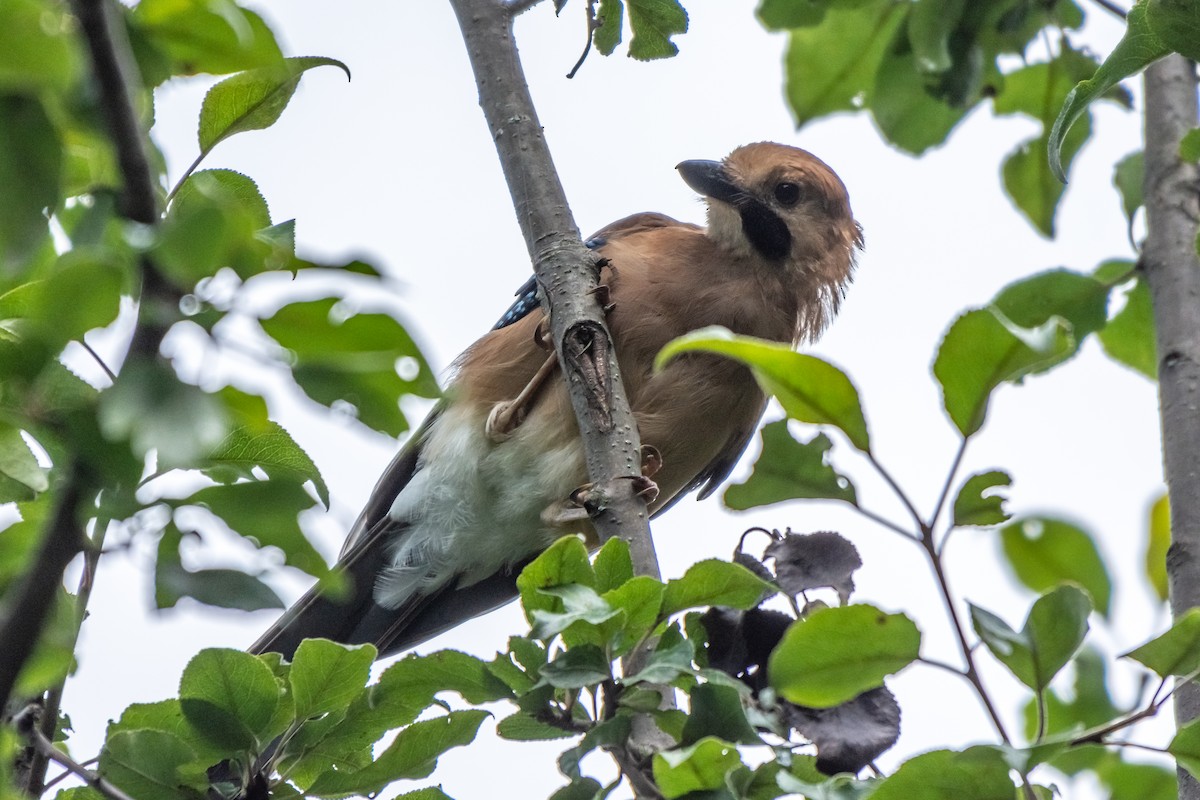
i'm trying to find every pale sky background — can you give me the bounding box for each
[48,1,1174,797]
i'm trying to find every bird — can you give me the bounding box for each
[250,142,862,660]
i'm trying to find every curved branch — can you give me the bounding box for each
[447,0,659,579]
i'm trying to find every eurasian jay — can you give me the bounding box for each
[251,142,862,659]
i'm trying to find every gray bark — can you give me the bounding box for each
[1140,53,1200,800]
[447,0,661,578]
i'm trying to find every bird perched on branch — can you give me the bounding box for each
[252,142,862,659]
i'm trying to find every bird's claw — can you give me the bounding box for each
[541,485,596,526]
[485,400,521,442]
[640,444,662,478]
[589,283,616,315]
[629,475,659,503]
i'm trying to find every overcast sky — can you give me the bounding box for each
[54,2,1170,797]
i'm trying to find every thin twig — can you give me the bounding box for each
[917,656,968,678]
[850,504,920,542]
[566,0,599,79]
[1087,0,1127,20]
[15,705,137,800]
[865,453,926,534]
[921,534,1012,745]
[928,435,969,540]
[80,340,117,383]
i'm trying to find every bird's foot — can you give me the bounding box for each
[484,351,560,442]
[541,484,595,526]
[628,474,659,503]
[589,283,616,314]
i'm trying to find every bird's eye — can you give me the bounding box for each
[774,182,802,206]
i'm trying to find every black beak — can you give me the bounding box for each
[676,160,742,205]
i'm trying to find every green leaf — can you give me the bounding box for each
[906,0,965,73]
[783,0,906,127]
[98,359,231,470]
[1170,717,1200,780]
[370,650,512,730]
[652,737,744,799]
[260,297,437,436]
[933,308,1073,437]
[657,327,871,452]
[724,424,857,510]
[991,268,1110,342]
[661,559,775,616]
[1099,276,1157,379]
[531,584,621,641]
[15,585,77,696]
[179,648,282,750]
[1005,116,1090,237]
[1147,492,1170,602]
[155,525,284,611]
[970,585,1091,690]
[593,536,634,593]
[517,536,595,620]
[1000,517,1112,617]
[1145,0,1200,61]
[1181,129,1200,161]
[291,639,377,719]
[868,747,1014,800]
[559,716,631,780]
[0,0,84,92]
[197,57,349,161]
[539,644,613,689]
[626,627,695,685]
[1124,607,1200,676]
[99,729,200,800]
[870,37,970,155]
[157,169,275,285]
[681,683,761,746]
[307,710,488,796]
[626,0,688,60]
[1049,3,1169,181]
[768,605,920,708]
[1020,646,1120,742]
[130,0,283,80]
[1113,151,1145,228]
[206,421,329,506]
[108,699,227,767]
[0,425,46,501]
[29,250,127,347]
[1101,757,1178,800]
[601,576,665,654]
[951,470,1011,527]
[0,94,61,265]
[757,0,827,30]
[182,480,326,578]
[594,0,624,55]
[496,712,576,741]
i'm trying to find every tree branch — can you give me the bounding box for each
[72,0,176,356]
[1140,52,1200,800]
[14,705,137,800]
[447,0,659,579]
[0,460,87,715]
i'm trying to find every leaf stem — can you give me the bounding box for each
[865,452,926,534]
[851,504,920,542]
[920,533,1012,745]
[928,435,969,539]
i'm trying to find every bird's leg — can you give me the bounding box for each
[485,319,558,442]
[541,445,662,526]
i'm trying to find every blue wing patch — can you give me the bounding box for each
[492,238,605,330]
[493,275,539,330]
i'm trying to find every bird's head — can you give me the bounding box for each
[677,141,861,268]
[677,142,862,340]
